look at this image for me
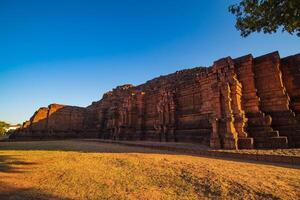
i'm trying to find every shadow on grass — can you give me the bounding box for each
[0,181,70,200]
[0,140,179,154]
[0,154,36,173]
[1,140,299,170]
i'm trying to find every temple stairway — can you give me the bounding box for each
[268,111,300,147]
[245,112,288,149]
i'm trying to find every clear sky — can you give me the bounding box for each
[0,0,299,124]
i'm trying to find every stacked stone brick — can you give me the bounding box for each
[14,104,88,138]
[14,51,300,149]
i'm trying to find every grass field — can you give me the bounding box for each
[0,140,299,200]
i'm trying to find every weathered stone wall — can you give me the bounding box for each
[281,54,300,113]
[14,51,300,149]
[14,104,89,138]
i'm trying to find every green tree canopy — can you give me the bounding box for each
[0,121,10,135]
[229,0,300,37]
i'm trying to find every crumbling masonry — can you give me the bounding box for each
[13,52,300,149]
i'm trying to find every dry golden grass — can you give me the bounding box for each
[0,140,299,200]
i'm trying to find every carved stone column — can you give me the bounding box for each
[220,83,238,149]
[230,75,248,138]
[209,77,222,148]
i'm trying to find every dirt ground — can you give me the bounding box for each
[214,148,300,157]
[0,140,299,200]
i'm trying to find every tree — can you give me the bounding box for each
[0,121,10,136]
[229,0,300,37]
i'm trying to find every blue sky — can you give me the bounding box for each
[0,0,299,124]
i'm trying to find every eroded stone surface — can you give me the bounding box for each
[13,51,300,149]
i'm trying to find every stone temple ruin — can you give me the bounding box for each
[12,51,300,149]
